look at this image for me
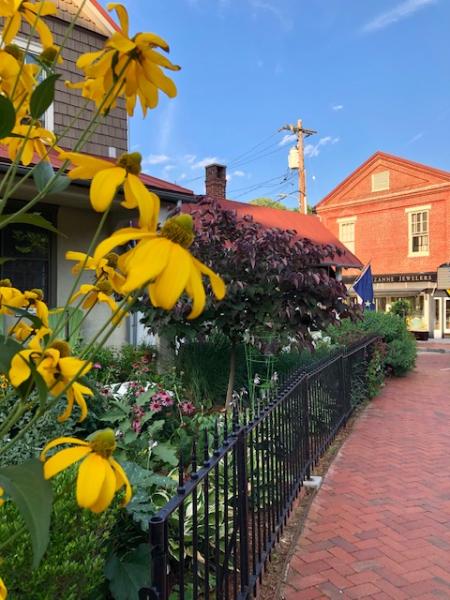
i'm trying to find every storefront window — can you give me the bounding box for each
[410,295,424,318]
[376,297,387,312]
[435,299,441,330]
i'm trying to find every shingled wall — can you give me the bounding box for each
[50,17,128,157]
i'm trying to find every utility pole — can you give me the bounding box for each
[280,120,316,214]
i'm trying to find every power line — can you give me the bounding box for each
[231,171,295,200]
[179,130,283,185]
[230,144,287,170]
[227,131,279,167]
[228,172,289,195]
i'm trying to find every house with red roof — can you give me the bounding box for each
[0,0,194,346]
[316,151,450,338]
[190,163,362,273]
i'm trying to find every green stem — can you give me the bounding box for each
[0,400,27,439]
[47,208,111,345]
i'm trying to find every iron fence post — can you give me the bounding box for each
[237,427,250,596]
[148,515,168,600]
[340,351,351,422]
[301,376,311,480]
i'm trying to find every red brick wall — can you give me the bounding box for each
[317,155,450,276]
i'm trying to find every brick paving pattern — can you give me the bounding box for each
[282,352,450,599]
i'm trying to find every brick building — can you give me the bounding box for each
[316,152,450,338]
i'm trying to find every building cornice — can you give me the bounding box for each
[317,182,450,214]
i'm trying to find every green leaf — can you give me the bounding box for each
[0,459,53,568]
[99,409,129,422]
[0,335,22,373]
[105,544,150,600]
[0,213,64,236]
[0,95,16,138]
[0,257,13,265]
[152,442,178,466]
[4,306,43,329]
[32,161,71,196]
[147,419,165,437]
[124,430,138,444]
[170,585,193,600]
[30,74,60,119]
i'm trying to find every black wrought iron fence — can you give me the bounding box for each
[139,335,378,600]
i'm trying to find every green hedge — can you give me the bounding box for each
[327,312,417,376]
[176,335,332,406]
[1,470,117,599]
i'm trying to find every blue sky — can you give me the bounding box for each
[102,0,450,208]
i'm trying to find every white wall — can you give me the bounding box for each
[56,201,175,348]
[56,206,128,347]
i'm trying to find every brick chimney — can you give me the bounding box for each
[205,163,227,199]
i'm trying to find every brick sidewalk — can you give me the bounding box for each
[281,352,450,599]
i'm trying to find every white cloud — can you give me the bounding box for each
[362,0,436,33]
[408,131,424,144]
[279,133,296,147]
[304,136,340,158]
[250,0,293,31]
[233,170,246,177]
[143,154,170,165]
[158,102,176,154]
[179,173,187,180]
[191,156,225,169]
[184,154,197,164]
[163,164,176,172]
[332,104,344,111]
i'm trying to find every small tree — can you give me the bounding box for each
[140,198,355,406]
[249,197,288,210]
[390,299,411,320]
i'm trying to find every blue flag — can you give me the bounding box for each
[353,264,375,310]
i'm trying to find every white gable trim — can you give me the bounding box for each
[84,1,117,36]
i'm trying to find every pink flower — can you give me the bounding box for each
[93,362,102,370]
[152,390,174,407]
[149,399,162,412]
[181,401,196,416]
[132,405,145,418]
[132,419,142,433]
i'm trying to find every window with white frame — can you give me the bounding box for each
[337,217,356,254]
[15,37,54,130]
[406,206,430,256]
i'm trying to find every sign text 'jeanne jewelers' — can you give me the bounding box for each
[372,272,437,284]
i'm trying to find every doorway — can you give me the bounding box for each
[433,297,450,338]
